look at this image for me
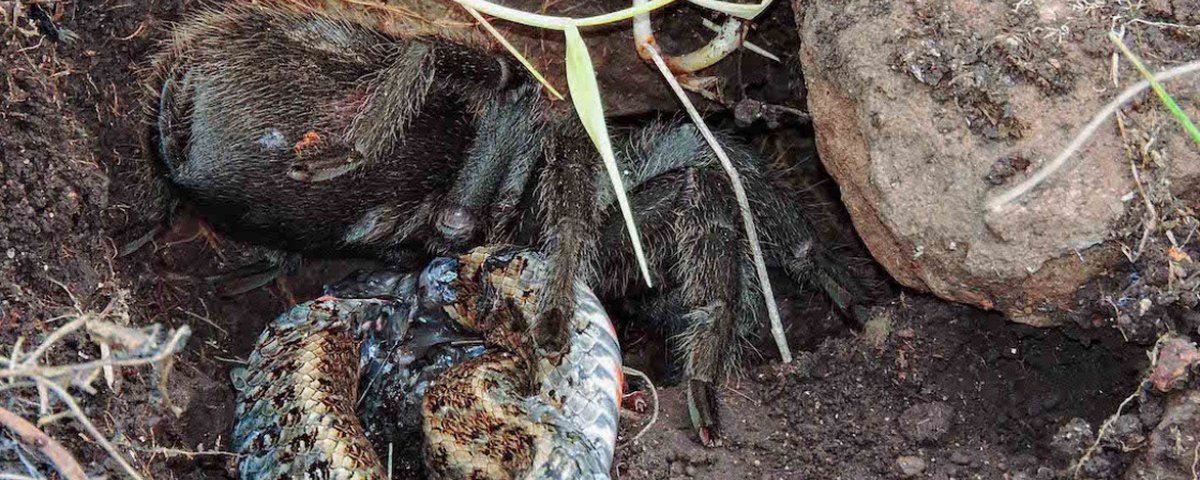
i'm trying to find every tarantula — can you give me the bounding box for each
[142,4,864,445]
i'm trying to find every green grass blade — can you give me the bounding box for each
[1110,32,1200,147]
[564,26,654,287]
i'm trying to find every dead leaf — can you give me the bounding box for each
[1166,246,1191,263]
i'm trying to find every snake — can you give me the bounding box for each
[230,247,623,479]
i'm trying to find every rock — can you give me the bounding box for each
[896,456,927,477]
[949,451,972,465]
[1050,418,1094,457]
[1148,337,1200,392]
[1103,414,1145,449]
[1080,451,1123,479]
[1007,471,1034,480]
[1137,396,1164,427]
[796,0,1200,324]
[898,401,954,444]
[1125,390,1200,480]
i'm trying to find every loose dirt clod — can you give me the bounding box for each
[898,401,954,445]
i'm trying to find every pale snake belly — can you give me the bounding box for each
[231,247,623,479]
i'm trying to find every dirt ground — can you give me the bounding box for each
[0,0,1194,479]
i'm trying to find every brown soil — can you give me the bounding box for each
[0,1,1188,479]
[615,296,1147,479]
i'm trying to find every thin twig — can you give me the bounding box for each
[29,375,146,480]
[179,303,225,336]
[2,290,189,480]
[621,367,658,444]
[632,0,747,73]
[35,410,72,427]
[1073,388,1139,478]
[0,406,86,480]
[0,327,190,379]
[0,474,42,480]
[986,60,1200,212]
[1124,131,1159,262]
[129,445,240,459]
[19,316,88,368]
[1072,335,1174,478]
[641,43,792,362]
[1191,440,1199,480]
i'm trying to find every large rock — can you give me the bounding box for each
[797,0,1200,324]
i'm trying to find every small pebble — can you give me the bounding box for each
[1007,471,1034,480]
[949,451,972,465]
[896,456,927,477]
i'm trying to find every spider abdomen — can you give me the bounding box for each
[144,5,519,260]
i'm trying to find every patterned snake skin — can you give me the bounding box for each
[232,247,622,479]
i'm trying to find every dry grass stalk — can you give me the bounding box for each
[0,406,86,479]
[1,288,191,480]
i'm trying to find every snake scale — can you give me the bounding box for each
[232,247,622,479]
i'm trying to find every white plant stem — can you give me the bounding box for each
[642,44,791,363]
[452,0,676,30]
[700,18,779,62]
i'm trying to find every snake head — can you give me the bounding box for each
[324,269,417,299]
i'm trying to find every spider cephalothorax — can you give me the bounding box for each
[142,3,865,445]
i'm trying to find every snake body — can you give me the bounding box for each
[232,248,622,479]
